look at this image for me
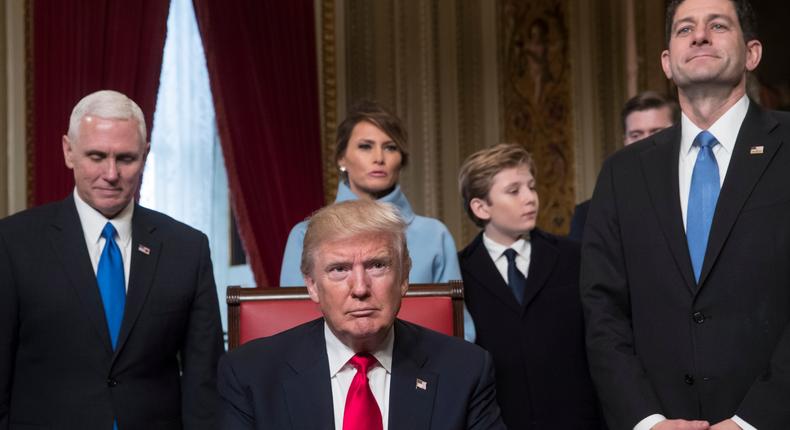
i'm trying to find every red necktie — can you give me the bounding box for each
[343,353,383,430]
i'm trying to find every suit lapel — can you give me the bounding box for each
[698,105,782,288]
[113,206,162,361]
[47,196,113,354]
[389,320,437,430]
[461,233,522,314]
[640,127,698,294]
[523,230,559,309]
[282,320,335,428]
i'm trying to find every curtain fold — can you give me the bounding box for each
[30,0,170,206]
[192,0,324,287]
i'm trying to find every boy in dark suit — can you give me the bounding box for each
[457,143,602,430]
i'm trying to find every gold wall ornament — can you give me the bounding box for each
[500,0,575,234]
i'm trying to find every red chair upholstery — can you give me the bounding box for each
[226,282,464,349]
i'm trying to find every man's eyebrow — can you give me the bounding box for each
[673,13,733,30]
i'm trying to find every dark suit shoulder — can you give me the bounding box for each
[224,318,324,371]
[395,318,488,362]
[134,205,207,239]
[458,231,484,262]
[0,199,63,231]
[532,228,580,253]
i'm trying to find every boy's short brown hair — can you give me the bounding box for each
[458,143,537,227]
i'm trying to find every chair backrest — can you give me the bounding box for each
[227,281,464,349]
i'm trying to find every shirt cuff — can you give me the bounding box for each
[634,414,666,430]
[732,415,755,430]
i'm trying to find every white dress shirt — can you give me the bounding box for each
[482,233,531,285]
[678,95,748,229]
[635,96,755,430]
[325,322,394,430]
[73,188,134,290]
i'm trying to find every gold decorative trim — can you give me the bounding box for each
[320,0,338,204]
[25,0,34,208]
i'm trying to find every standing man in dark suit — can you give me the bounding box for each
[581,0,790,429]
[217,200,505,429]
[0,90,224,429]
[458,144,602,429]
[569,91,678,242]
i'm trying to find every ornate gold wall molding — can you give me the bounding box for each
[500,0,575,234]
[319,0,339,204]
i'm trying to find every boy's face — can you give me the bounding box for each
[470,165,539,245]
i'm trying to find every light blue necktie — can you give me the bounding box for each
[503,249,526,304]
[687,131,720,283]
[97,222,125,349]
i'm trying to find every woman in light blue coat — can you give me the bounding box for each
[280,101,475,340]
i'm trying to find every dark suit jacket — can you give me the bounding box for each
[217,318,506,429]
[581,103,790,429]
[568,200,590,242]
[459,229,603,430]
[0,196,224,429]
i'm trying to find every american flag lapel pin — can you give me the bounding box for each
[750,146,764,155]
[416,378,427,390]
[137,244,151,255]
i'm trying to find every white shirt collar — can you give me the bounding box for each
[325,321,394,378]
[73,188,134,247]
[482,232,530,261]
[681,95,749,156]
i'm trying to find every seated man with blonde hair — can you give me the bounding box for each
[218,200,505,429]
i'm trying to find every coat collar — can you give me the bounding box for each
[388,320,437,429]
[335,181,416,224]
[282,319,336,428]
[48,195,113,354]
[112,205,163,361]
[47,197,165,360]
[698,102,782,289]
[459,230,559,315]
[640,124,697,294]
[640,102,783,293]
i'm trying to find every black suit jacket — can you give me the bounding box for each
[459,229,603,430]
[581,103,790,429]
[217,318,506,429]
[0,196,224,429]
[568,200,590,242]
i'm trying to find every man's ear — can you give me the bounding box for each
[305,275,320,304]
[63,135,75,169]
[745,39,762,72]
[660,49,673,80]
[469,197,491,222]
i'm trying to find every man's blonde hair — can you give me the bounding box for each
[458,143,537,227]
[301,200,411,282]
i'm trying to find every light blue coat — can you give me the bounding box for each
[279,182,476,340]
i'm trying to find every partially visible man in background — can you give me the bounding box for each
[569,91,679,241]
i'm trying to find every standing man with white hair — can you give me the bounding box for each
[0,90,224,429]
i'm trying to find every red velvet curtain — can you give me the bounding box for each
[193,1,324,287]
[30,0,169,206]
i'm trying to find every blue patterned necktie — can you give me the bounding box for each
[97,222,125,349]
[687,130,720,282]
[503,249,526,304]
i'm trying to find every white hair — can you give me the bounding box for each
[67,90,147,144]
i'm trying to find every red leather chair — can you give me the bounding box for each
[226,281,465,349]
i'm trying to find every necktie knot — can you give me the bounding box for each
[349,353,378,374]
[503,248,518,264]
[102,222,118,241]
[694,130,718,149]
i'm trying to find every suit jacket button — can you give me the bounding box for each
[107,378,119,387]
[692,311,705,324]
[684,374,695,385]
